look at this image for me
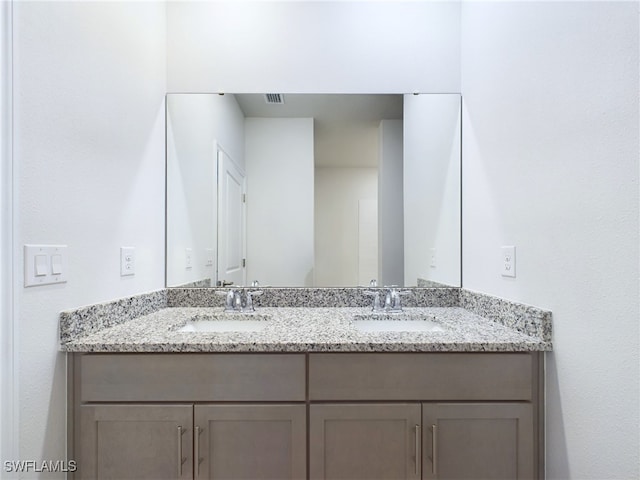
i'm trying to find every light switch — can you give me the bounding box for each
[51,254,63,275]
[24,245,68,287]
[35,255,48,276]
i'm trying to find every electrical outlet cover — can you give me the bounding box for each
[501,246,516,278]
[120,247,136,276]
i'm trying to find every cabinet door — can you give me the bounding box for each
[194,404,306,480]
[422,403,534,480]
[79,404,193,479]
[310,404,421,480]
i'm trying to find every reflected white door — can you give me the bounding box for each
[358,199,378,286]
[217,149,246,286]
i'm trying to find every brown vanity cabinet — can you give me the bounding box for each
[78,403,305,479]
[70,353,307,480]
[310,403,422,480]
[194,404,306,479]
[309,403,534,480]
[307,353,541,480]
[421,403,534,479]
[79,404,194,479]
[69,352,543,479]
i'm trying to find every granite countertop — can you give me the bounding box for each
[60,305,551,353]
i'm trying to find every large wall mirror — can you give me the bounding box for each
[166,93,461,288]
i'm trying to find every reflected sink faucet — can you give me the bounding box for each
[219,289,263,313]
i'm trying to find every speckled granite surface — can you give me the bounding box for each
[166,287,460,308]
[59,290,167,344]
[59,287,552,353]
[60,306,550,353]
[461,290,553,343]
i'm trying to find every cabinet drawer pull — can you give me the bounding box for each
[414,424,420,476]
[177,426,187,477]
[195,426,202,477]
[431,424,438,475]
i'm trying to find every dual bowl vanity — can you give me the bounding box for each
[60,287,551,479]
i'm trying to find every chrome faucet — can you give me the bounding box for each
[365,286,409,313]
[218,288,263,312]
[384,287,403,312]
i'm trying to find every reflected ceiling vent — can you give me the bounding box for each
[264,93,285,104]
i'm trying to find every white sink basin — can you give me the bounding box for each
[352,313,445,333]
[177,314,268,333]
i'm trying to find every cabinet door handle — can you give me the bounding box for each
[195,426,202,478]
[414,424,421,477]
[431,424,438,475]
[177,426,187,477]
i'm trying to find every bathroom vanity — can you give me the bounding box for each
[61,288,552,479]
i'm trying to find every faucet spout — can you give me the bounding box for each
[383,287,410,312]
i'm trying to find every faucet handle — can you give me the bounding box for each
[363,290,383,312]
[244,290,263,312]
[216,289,239,311]
[391,289,411,310]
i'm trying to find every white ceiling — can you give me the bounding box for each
[235,94,403,168]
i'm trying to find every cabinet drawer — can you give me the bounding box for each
[78,353,306,402]
[309,353,534,401]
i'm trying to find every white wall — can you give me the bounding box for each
[461,2,639,478]
[12,1,166,472]
[167,1,460,94]
[9,3,637,477]
[0,0,16,468]
[404,94,461,287]
[315,167,378,286]
[378,119,404,286]
[245,118,314,286]
[166,94,245,287]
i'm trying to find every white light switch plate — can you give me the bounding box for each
[501,246,516,277]
[24,244,68,287]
